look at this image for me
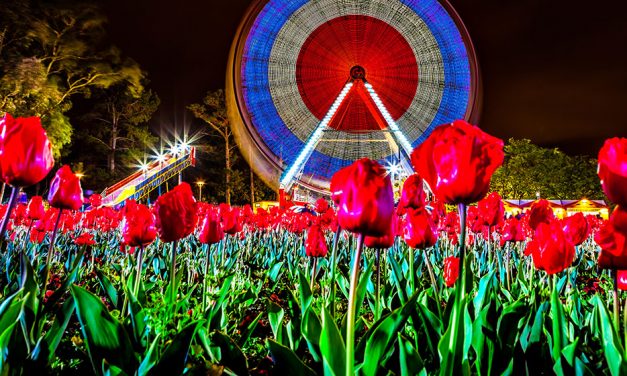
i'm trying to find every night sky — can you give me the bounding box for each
[104,0,627,156]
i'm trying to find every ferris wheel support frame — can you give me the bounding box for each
[279,74,415,191]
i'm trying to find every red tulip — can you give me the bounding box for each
[478,192,504,227]
[528,199,554,230]
[618,270,627,291]
[154,183,198,242]
[403,208,438,249]
[30,220,47,244]
[122,200,157,247]
[0,114,54,187]
[89,194,102,208]
[333,159,394,237]
[598,137,627,206]
[500,217,526,246]
[443,256,460,287]
[398,174,425,213]
[365,213,396,249]
[198,210,224,245]
[314,198,329,214]
[561,213,589,246]
[305,224,328,257]
[48,165,84,211]
[411,120,504,205]
[525,221,575,275]
[595,205,627,269]
[74,232,96,246]
[12,204,27,226]
[467,206,485,234]
[222,207,242,235]
[26,196,45,221]
[330,166,351,206]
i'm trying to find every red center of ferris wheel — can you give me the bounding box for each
[296,15,419,133]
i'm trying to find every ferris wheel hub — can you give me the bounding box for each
[350,65,366,81]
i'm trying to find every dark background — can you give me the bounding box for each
[104,0,627,156]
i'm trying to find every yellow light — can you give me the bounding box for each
[75,172,84,179]
[195,180,205,187]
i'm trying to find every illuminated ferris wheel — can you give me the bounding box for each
[226,0,481,194]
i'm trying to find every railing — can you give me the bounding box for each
[101,147,196,206]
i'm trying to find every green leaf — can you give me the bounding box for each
[359,292,419,376]
[70,284,137,375]
[298,269,313,311]
[301,306,322,362]
[207,331,249,376]
[137,334,161,376]
[267,301,285,345]
[31,296,75,363]
[355,262,374,319]
[592,296,627,376]
[0,321,19,370]
[267,339,316,376]
[398,333,426,376]
[238,311,263,349]
[550,281,568,363]
[268,261,284,283]
[0,292,23,338]
[96,269,119,307]
[320,307,346,376]
[208,274,234,324]
[412,296,442,359]
[438,286,471,376]
[150,322,198,376]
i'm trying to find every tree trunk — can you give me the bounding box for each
[225,136,231,205]
[108,107,118,174]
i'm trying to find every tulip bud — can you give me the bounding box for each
[48,165,84,211]
[154,183,198,242]
[411,120,504,205]
[0,114,54,188]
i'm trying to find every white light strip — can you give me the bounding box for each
[280,82,353,189]
[364,82,414,155]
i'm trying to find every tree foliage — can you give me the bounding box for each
[490,138,603,199]
[0,0,143,157]
[70,83,160,190]
[188,90,237,204]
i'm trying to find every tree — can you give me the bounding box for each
[490,138,603,199]
[0,0,143,156]
[84,84,159,175]
[188,90,236,204]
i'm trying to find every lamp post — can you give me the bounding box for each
[196,180,205,202]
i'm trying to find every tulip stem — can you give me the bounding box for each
[329,227,341,316]
[423,249,441,318]
[457,204,468,298]
[0,186,19,244]
[623,296,627,354]
[375,248,381,320]
[170,240,178,309]
[346,233,364,376]
[551,274,563,362]
[310,257,318,292]
[21,219,34,257]
[43,208,63,296]
[613,270,620,335]
[409,246,415,294]
[134,245,145,299]
[202,244,210,313]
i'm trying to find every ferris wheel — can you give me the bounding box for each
[226,0,480,194]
